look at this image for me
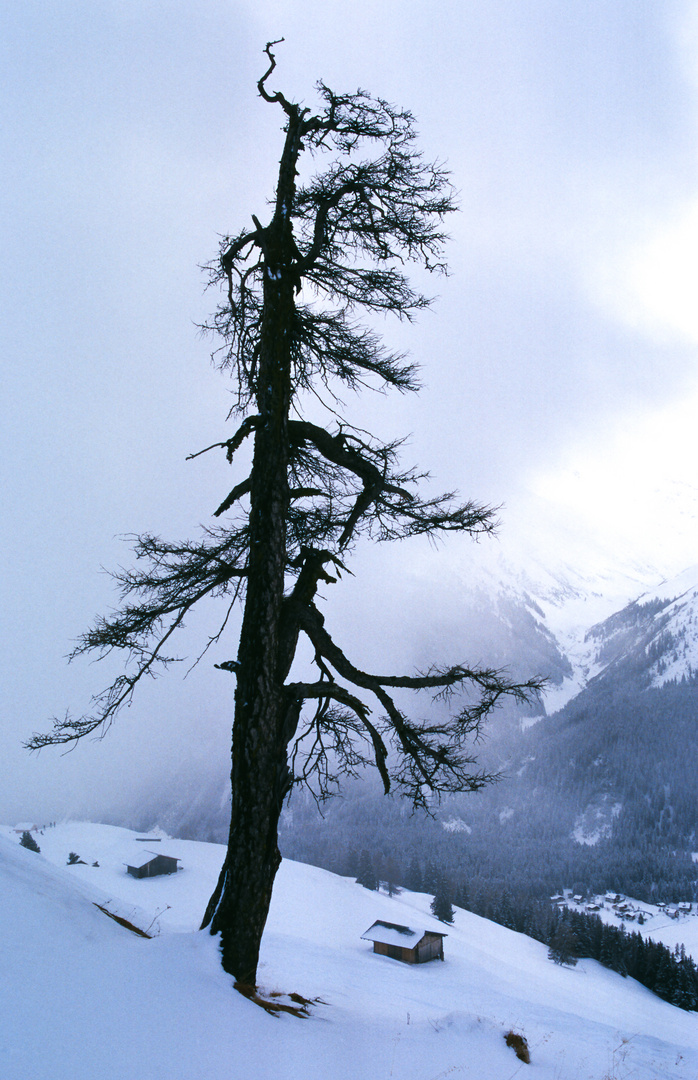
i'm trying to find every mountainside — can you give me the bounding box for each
[447,549,698,714]
[580,565,698,693]
[109,549,698,917]
[277,563,698,909]
[120,538,668,838]
[3,821,698,1080]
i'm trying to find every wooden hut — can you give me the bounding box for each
[361,920,445,964]
[125,850,180,879]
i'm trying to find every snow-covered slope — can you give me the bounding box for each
[456,545,698,715]
[3,822,698,1080]
[400,500,671,720]
[578,564,698,692]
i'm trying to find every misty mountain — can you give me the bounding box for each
[277,563,698,906]
[580,565,698,693]
[120,547,698,908]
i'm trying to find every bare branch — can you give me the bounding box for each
[214,477,252,518]
[257,39,292,112]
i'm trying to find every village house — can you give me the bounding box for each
[361,920,446,964]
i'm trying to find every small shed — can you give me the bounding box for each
[125,850,180,879]
[361,920,445,964]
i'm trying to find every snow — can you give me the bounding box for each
[3,822,698,1079]
[533,563,698,707]
[637,564,698,605]
[572,800,623,846]
[441,817,472,834]
[547,890,698,955]
[361,921,434,948]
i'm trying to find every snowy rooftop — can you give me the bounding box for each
[361,920,444,948]
[125,849,180,869]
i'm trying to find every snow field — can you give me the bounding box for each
[2,822,698,1079]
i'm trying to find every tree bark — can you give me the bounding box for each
[201,110,302,986]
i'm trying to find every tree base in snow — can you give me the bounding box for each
[233,982,327,1018]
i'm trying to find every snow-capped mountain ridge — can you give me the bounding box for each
[580,563,698,693]
[439,545,698,718]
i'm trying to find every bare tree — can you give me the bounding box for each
[28,43,541,988]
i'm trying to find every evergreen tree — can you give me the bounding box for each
[497,890,516,931]
[423,859,439,895]
[27,43,539,988]
[19,831,40,853]
[356,849,378,891]
[372,850,386,890]
[547,921,578,967]
[431,874,455,924]
[405,854,423,893]
[653,951,679,1004]
[454,878,469,912]
[344,847,360,878]
[384,856,402,897]
[598,925,617,970]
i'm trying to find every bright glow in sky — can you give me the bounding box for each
[620,201,698,344]
[530,382,698,575]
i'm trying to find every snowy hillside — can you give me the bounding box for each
[3,823,698,1079]
[466,554,698,716]
[579,564,698,691]
[408,519,670,720]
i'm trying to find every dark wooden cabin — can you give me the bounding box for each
[126,851,180,879]
[361,920,446,964]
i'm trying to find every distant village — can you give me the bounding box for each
[551,889,694,923]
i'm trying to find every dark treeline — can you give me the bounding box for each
[277,681,698,1013]
[345,844,698,1012]
[279,777,698,908]
[279,682,698,906]
[481,898,698,1013]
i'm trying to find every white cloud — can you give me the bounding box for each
[594,200,698,346]
[530,385,698,575]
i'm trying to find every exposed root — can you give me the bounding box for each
[234,983,327,1018]
[93,903,152,938]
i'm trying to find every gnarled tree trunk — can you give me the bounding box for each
[200,111,301,985]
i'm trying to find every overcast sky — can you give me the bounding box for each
[3,1,698,822]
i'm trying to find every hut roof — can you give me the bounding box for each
[361,920,445,948]
[125,850,180,870]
